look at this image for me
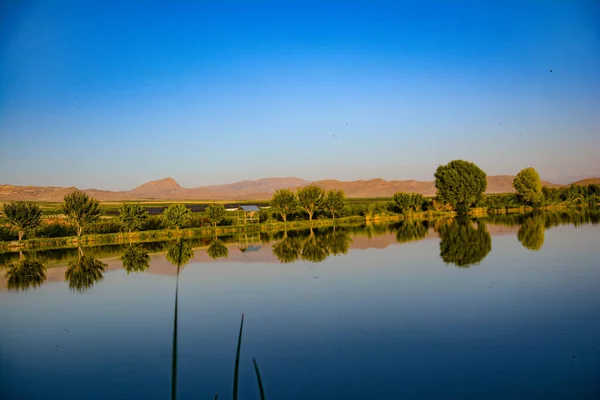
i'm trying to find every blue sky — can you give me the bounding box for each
[1,0,599,190]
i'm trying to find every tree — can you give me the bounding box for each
[2,201,42,241]
[270,189,297,223]
[118,203,149,233]
[62,190,102,236]
[163,204,192,233]
[206,204,226,228]
[323,189,347,220]
[297,185,325,221]
[434,160,487,211]
[513,167,543,207]
[390,192,425,214]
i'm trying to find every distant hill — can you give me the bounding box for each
[0,175,593,202]
[570,178,600,186]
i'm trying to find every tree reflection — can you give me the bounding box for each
[272,231,302,263]
[301,228,328,263]
[517,213,545,251]
[6,252,47,291]
[437,218,491,267]
[166,240,194,268]
[394,220,429,243]
[121,244,150,273]
[324,226,351,256]
[207,239,229,259]
[65,247,107,292]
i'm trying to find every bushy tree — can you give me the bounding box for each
[390,192,425,214]
[2,201,42,241]
[205,204,226,228]
[513,167,543,207]
[118,203,149,233]
[62,191,102,236]
[163,204,192,232]
[270,189,297,223]
[297,185,325,221]
[434,160,487,211]
[323,189,347,220]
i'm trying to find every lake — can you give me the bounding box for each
[1,212,599,399]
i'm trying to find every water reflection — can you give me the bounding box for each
[121,245,151,273]
[394,220,429,243]
[1,210,598,291]
[518,213,546,251]
[5,252,47,291]
[65,248,107,293]
[207,239,229,259]
[437,218,491,267]
[272,231,301,263]
[166,240,194,268]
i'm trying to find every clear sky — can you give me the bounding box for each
[1,0,599,190]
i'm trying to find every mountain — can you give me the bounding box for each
[571,178,600,186]
[0,175,594,202]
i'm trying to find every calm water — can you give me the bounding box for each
[1,212,599,399]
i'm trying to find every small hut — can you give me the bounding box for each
[237,205,260,224]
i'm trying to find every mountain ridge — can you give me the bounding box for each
[0,175,591,202]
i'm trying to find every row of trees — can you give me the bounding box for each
[1,191,232,241]
[270,186,347,222]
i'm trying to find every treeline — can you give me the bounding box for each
[1,160,598,243]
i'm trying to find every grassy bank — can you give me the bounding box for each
[0,216,366,252]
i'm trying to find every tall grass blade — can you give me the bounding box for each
[232,313,244,400]
[253,358,266,400]
[171,263,180,400]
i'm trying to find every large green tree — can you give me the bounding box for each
[434,160,487,211]
[323,189,347,220]
[205,204,226,228]
[270,189,297,223]
[513,167,543,207]
[163,204,192,233]
[62,191,102,236]
[2,201,42,241]
[118,203,149,233]
[297,185,325,221]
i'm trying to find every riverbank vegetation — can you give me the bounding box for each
[1,162,598,248]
